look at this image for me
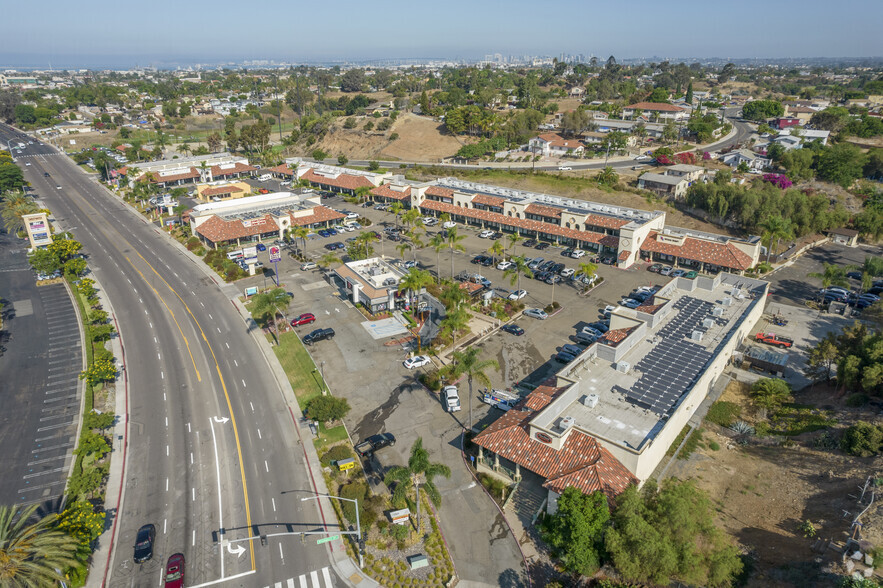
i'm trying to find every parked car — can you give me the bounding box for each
[561,344,583,356]
[523,308,548,320]
[442,221,457,229]
[558,165,572,171]
[443,386,462,412]
[290,313,317,327]
[545,274,561,285]
[479,229,495,239]
[684,271,698,279]
[490,232,504,240]
[472,255,488,265]
[847,271,863,280]
[501,324,524,336]
[302,328,335,345]
[134,524,156,563]
[346,212,359,219]
[658,265,674,276]
[355,433,396,456]
[588,322,609,333]
[560,268,575,278]
[402,260,417,269]
[255,243,267,252]
[508,289,527,301]
[497,260,513,271]
[403,355,432,369]
[621,298,642,309]
[527,258,545,270]
[535,242,550,250]
[582,326,603,338]
[555,351,577,363]
[300,262,317,270]
[523,239,538,248]
[575,331,597,345]
[164,554,185,588]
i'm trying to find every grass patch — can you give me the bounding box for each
[768,404,837,436]
[666,425,691,458]
[678,428,705,460]
[314,424,349,453]
[271,331,327,404]
[706,401,742,427]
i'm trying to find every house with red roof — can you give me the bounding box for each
[527,133,585,157]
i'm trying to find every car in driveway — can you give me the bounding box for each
[443,386,462,412]
[290,313,316,327]
[404,355,432,369]
[164,554,185,588]
[508,289,527,300]
[355,433,396,456]
[501,323,524,336]
[302,328,335,345]
[256,243,267,251]
[497,260,513,271]
[133,524,156,563]
[523,308,548,320]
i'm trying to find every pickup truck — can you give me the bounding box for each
[355,433,396,457]
[755,332,793,348]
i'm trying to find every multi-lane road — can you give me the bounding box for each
[2,126,340,588]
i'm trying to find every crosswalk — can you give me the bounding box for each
[263,566,335,588]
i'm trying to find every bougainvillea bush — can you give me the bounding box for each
[763,173,793,189]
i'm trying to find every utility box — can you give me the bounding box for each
[407,554,429,570]
[387,508,410,526]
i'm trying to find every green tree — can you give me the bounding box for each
[742,100,784,121]
[487,240,505,265]
[384,438,451,532]
[444,346,499,430]
[808,262,850,290]
[80,358,116,386]
[685,81,693,104]
[337,154,348,166]
[398,268,434,311]
[0,161,25,192]
[541,487,610,576]
[304,395,350,423]
[750,378,792,413]
[429,232,446,277]
[805,334,840,383]
[0,192,38,234]
[0,504,79,586]
[840,422,883,457]
[29,249,62,274]
[48,237,82,262]
[503,255,533,292]
[596,166,619,187]
[816,143,868,188]
[247,288,291,327]
[758,215,794,263]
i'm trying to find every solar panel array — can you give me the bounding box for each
[624,297,716,415]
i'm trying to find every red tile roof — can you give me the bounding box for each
[519,385,565,412]
[195,213,278,244]
[636,301,664,314]
[535,133,584,150]
[370,184,411,201]
[618,249,631,261]
[601,327,636,346]
[419,200,614,247]
[202,185,245,197]
[425,186,455,199]
[525,203,562,219]
[289,205,346,226]
[269,163,295,176]
[211,162,257,177]
[640,231,753,271]
[471,194,506,207]
[302,169,374,191]
[625,102,685,113]
[140,167,200,184]
[473,404,636,499]
[585,214,631,230]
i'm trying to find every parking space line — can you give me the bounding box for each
[23,467,66,479]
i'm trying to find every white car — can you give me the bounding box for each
[560,268,575,278]
[25,162,30,166]
[523,308,548,320]
[300,262,318,270]
[497,260,513,270]
[404,355,432,369]
[443,386,462,412]
[442,221,457,230]
[634,155,651,161]
[570,249,585,259]
[558,165,572,171]
[56,185,62,190]
[508,289,527,301]
[479,230,495,239]
[346,212,359,219]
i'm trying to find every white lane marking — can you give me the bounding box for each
[272,498,276,512]
[165,417,168,427]
[299,576,308,588]
[187,422,191,433]
[157,353,161,360]
[217,327,221,333]
[166,445,169,456]
[279,544,285,562]
[209,418,226,580]
[139,298,143,303]
[249,402,254,413]
[264,460,268,473]
[225,342,229,349]
[241,379,246,388]
[322,567,333,588]
[208,314,213,319]
[163,519,167,534]
[275,583,282,588]
[161,372,164,380]
[186,570,255,588]
[310,571,319,587]
[154,337,157,343]
[149,322,153,328]
[192,488,196,501]
[200,302,205,307]
[233,360,238,367]
[286,579,294,588]
[166,478,169,492]
[163,392,166,400]
[257,429,261,440]
[192,530,196,546]
[190,452,193,464]
[191,291,195,296]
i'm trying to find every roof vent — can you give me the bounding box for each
[691,330,704,341]
[731,288,742,297]
[722,297,733,307]
[616,361,631,374]
[702,318,715,329]
[712,307,724,317]
[560,416,576,430]
[582,394,599,408]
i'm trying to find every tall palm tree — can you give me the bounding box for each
[758,215,794,263]
[408,229,425,262]
[401,208,422,231]
[248,288,292,341]
[291,226,309,255]
[444,346,500,431]
[446,228,466,278]
[440,307,470,349]
[318,252,340,271]
[487,240,505,265]
[430,233,446,276]
[355,186,372,203]
[389,201,403,231]
[503,255,533,292]
[0,193,39,235]
[577,261,599,290]
[355,230,378,259]
[383,438,451,533]
[396,241,412,261]
[0,504,79,587]
[506,232,522,256]
[398,268,434,311]
[809,262,850,290]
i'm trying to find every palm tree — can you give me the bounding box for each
[809,262,850,291]
[0,193,39,235]
[248,288,292,342]
[506,232,522,256]
[318,252,340,272]
[488,240,505,265]
[440,307,470,349]
[408,229,425,262]
[0,504,78,587]
[596,166,618,187]
[430,233,446,276]
[398,267,434,312]
[444,346,500,431]
[383,438,451,533]
[758,215,794,263]
[355,186,372,203]
[503,255,533,292]
[440,281,469,311]
[577,260,599,290]
[291,226,309,255]
[355,230,378,260]
[402,208,422,231]
[396,241,412,261]
[446,228,466,278]
[390,201,403,231]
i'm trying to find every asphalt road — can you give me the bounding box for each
[0,229,83,509]
[3,128,339,588]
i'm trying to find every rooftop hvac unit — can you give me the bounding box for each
[582,394,599,408]
[722,297,733,307]
[712,307,724,317]
[731,288,742,298]
[616,361,631,374]
[560,416,576,430]
[691,330,704,341]
[702,318,715,329]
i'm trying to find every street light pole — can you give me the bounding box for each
[301,494,362,568]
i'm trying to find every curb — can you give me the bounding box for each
[61,279,89,487]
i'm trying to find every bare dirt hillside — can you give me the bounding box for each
[314,113,466,162]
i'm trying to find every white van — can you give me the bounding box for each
[258,174,272,182]
[227,250,244,260]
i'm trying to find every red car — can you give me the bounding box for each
[290,313,316,327]
[164,553,185,588]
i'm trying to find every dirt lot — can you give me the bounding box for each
[666,380,883,587]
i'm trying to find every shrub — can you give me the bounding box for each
[340,481,368,523]
[419,370,442,391]
[320,444,353,466]
[846,393,870,407]
[841,421,883,457]
[709,441,720,451]
[305,395,351,423]
[706,401,742,427]
[389,132,399,141]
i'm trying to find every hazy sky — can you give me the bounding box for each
[1,0,881,67]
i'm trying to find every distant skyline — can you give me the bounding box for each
[1,0,881,69]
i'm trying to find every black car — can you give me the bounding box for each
[490,232,504,240]
[562,248,575,257]
[355,433,397,456]
[44,171,50,177]
[303,328,335,345]
[502,324,525,336]
[480,257,494,267]
[550,263,565,274]
[523,239,538,248]
[535,242,550,250]
[588,322,609,333]
[134,524,156,563]
[534,271,550,281]
[847,271,862,280]
[472,255,486,265]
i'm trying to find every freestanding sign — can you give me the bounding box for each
[22,213,52,249]
[269,245,281,286]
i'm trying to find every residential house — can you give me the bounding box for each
[664,164,706,182]
[528,133,585,157]
[637,173,689,199]
[778,128,830,146]
[769,117,801,130]
[720,149,769,171]
[622,102,688,122]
